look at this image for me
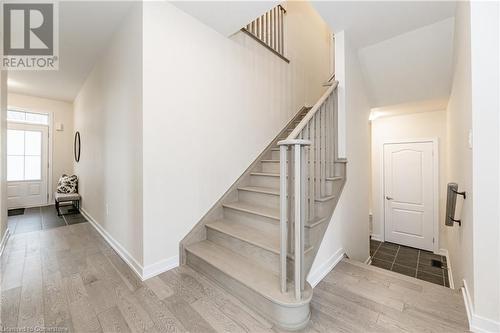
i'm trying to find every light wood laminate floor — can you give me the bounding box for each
[0,222,469,332]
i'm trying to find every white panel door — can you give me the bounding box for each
[384,141,435,251]
[7,123,49,208]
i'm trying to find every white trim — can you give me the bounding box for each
[370,233,383,242]
[436,248,454,289]
[380,138,439,253]
[0,228,11,257]
[142,256,179,280]
[307,248,345,287]
[462,279,500,333]
[80,208,179,281]
[81,208,143,279]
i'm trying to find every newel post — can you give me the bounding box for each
[278,139,311,299]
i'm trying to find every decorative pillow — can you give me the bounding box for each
[57,174,78,194]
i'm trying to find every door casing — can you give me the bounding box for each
[380,138,439,253]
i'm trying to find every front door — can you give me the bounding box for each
[383,141,435,251]
[7,122,49,208]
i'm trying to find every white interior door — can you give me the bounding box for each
[383,141,435,251]
[7,123,49,209]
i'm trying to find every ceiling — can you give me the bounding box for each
[358,17,455,108]
[8,1,135,102]
[312,1,456,109]
[311,1,456,48]
[171,1,278,36]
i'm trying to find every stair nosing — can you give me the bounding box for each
[222,202,280,221]
[238,186,279,196]
[250,172,280,178]
[315,195,335,203]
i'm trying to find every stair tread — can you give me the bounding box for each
[207,219,279,253]
[326,176,343,181]
[315,195,335,203]
[238,186,279,196]
[306,216,329,228]
[223,201,279,220]
[207,219,314,256]
[186,240,312,305]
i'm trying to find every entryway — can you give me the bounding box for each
[6,110,51,209]
[7,205,87,235]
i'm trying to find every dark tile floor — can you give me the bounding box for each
[370,239,450,287]
[7,205,87,234]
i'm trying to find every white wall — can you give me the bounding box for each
[8,93,74,201]
[142,1,332,267]
[310,31,371,279]
[0,71,7,243]
[469,0,500,326]
[444,0,474,300]
[73,5,143,265]
[371,110,448,251]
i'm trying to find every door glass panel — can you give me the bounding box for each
[25,131,41,155]
[7,129,44,182]
[7,156,24,181]
[7,130,24,155]
[25,156,41,180]
[25,112,49,125]
[7,110,26,122]
[7,110,48,125]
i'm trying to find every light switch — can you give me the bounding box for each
[55,122,64,131]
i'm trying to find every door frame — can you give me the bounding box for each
[379,138,439,253]
[6,106,54,206]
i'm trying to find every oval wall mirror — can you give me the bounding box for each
[74,131,81,162]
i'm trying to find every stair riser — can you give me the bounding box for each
[262,161,280,173]
[186,251,311,330]
[238,190,279,209]
[223,207,278,233]
[271,150,280,160]
[314,199,333,217]
[250,174,280,188]
[207,228,281,274]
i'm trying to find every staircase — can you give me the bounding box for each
[180,81,346,330]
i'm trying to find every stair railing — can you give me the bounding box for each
[243,4,288,62]
[278,81,339,299]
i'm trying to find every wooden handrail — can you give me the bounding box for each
[286,81,339,140]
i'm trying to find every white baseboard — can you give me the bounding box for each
[462,279,500,333]
[81,208,178,281]
[307,248,345,287]
[0,228,11,257]
[370,234,383,242]
[142,256,179,280]
[436,248,454,289]
[81,208,144,279]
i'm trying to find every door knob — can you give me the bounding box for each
[386,196,393,200]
